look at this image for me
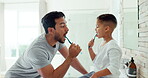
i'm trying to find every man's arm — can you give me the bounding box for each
[38,56,73,78]
[59,46,88,74]
[38,44,81,78]
[90,68,111,78]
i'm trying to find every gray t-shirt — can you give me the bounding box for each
[5,33,65,78]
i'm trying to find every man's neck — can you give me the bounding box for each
[45,34,57,47]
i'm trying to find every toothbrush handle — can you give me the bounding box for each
[65,37,72,44]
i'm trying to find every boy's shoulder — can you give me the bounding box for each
[107,40,121,50]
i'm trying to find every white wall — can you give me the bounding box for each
[0,3,6,72]
[0,0,39,3]
[47,0,110,11]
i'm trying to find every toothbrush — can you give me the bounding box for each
[88,34,97,48]
[93,34,97,41]
[65,36,83,54]
[65,36,72,44]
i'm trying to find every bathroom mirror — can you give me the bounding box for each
[123,0,138,50]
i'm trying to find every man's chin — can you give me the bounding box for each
[58,40,65,43]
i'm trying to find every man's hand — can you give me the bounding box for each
[90,73,98,78]
[69,43,81,58]
[88,39,94,48]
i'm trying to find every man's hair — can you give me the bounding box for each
[41,11,65,34]
[97,14,117,28]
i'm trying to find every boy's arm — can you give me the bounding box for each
[88,47,96,61]
[91,49,122,78]
[88,39,96,61]
[59,46,88,74]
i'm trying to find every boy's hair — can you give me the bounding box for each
[97,14,117,28]
[41,11,65,34]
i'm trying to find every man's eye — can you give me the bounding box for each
[60,25,65,28]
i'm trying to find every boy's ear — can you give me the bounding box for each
[105,26,110,32]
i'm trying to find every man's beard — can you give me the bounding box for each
[54,33,64,43]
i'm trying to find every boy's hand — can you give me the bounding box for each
[69,43,82,58]
[88,39,94,48]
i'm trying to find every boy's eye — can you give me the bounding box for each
[96,27,99,30]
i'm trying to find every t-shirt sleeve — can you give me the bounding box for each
[107,48,122,75]
[27,47,51,70]
[58,43,65,50]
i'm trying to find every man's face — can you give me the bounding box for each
[95,20,106,38]
[54,17,69,43]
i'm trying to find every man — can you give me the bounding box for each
[5,11,88,78]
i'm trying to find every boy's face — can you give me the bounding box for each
[54,17,69,43]
[95,20,107,38]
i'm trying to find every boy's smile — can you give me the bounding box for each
[95,20,106,38]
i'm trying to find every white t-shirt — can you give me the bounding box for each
[5,33,65,78]
[93,40,122,78]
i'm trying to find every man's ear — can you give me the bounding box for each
[48,27,55,34]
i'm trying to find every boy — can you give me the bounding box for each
[87,14,122,78]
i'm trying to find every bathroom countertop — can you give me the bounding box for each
[119,69,128,78]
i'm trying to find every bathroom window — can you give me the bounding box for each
[4,3,40,59]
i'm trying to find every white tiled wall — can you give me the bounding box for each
[121,0,148,78]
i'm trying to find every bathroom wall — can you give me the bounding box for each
[121,0,148,77]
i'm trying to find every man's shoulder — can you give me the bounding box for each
[30,34,47,48]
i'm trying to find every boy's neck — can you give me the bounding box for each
[104,37,113,42]
[102,36,113,46]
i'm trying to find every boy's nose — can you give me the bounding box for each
[95,28,97,31]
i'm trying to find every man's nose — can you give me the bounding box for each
[66,26,69,32]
